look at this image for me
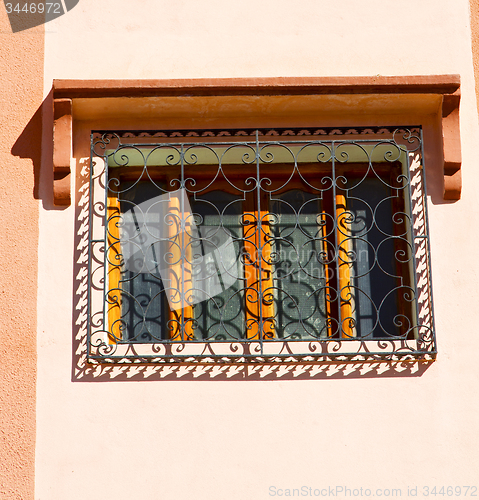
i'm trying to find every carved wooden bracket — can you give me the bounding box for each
[53,98,72,206]
[52,75,461,206]
[442,90,462,200]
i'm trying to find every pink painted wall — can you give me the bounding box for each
[0,7,43,500]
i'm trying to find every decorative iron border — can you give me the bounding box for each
[82,127,436,366]
[92,126,417,140]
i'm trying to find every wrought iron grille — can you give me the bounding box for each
[87,127,436,364]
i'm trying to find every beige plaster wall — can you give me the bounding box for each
[471,0,479,111]
[0,8,43,500]
[44,0,472,80]
[37,1,479,499]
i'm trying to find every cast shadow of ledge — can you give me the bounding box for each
[71,158,434,383]
[72,359,433,382]
[11,90,64,211]
[11,100,44,201]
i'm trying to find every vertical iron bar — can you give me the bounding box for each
[331,141,341,338]
[403,133,420,346]
[255,130,264,354]
[101,142,110,342]
[180,143,185,341]
[86,133,95,361]
[418,128,437,353]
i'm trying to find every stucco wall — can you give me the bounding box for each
[0,8,42,500]
[35,1,479,499]
[471,0,479,111]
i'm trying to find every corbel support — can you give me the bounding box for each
[442,89,461,200]
[53,98,72,206]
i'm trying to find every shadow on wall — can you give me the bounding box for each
[9,88,456,382]
[70,155,435,383]
[11,99,43,200]
[5,0,80,33]
[73,359,434,382]
[11,90,60,210]
[12,95,440,382]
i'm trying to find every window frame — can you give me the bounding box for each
[87,126,436,364]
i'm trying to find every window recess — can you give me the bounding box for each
[87,126,436,364]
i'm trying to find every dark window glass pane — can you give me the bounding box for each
[113,167,413,343]
[118,181,169,342]
[269,190,328,339]
[348,177,413,338]
[191,190,244,340]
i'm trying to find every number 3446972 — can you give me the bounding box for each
[5,3,62,14]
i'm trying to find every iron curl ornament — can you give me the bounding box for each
[86,126,436,365]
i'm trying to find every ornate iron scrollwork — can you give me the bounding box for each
[86,126,435,364]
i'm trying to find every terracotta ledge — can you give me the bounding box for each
[52,75,461,206]
[53,75,460,98]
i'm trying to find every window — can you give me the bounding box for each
[88,126,435,363]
